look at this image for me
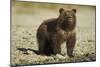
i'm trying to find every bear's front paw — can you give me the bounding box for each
[68,54,74,58]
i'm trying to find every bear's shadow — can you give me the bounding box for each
[17,47,40,55]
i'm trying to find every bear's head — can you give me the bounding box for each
[58,8,76,26]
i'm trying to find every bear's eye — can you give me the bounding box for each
[65,11,73,16]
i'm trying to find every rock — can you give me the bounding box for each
[56,54,66,59]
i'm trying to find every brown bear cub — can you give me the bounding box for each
[37,8,76,57]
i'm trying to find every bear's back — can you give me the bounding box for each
[42,18,58,32]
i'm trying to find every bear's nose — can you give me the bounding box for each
[67,16,72,18]
[66,16,72,20]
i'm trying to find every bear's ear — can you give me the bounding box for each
[72,9,76,13]
[59,8,64,13]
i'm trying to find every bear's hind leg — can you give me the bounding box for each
[38,39,45,55]
[51,37,61,55]
[44,41,54,56]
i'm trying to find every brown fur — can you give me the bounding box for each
[37,8,76,57]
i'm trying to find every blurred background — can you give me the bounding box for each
[12,1,95,28]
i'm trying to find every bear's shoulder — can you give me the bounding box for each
[43,18,57,24]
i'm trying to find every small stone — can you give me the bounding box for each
[22,51,29,55]
[56,54,66,59]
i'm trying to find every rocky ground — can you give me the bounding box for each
[11,25,96,66]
